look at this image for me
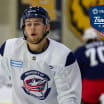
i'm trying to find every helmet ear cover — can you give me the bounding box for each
[20,6,50,29]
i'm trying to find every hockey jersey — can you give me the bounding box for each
[74,40,104,103]
[0,37,81,104]
[74,40,104,80]
[0,85,12,104]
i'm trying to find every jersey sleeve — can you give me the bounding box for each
[54,52,82,104]
[74,48,84,78]
[0,41,6,56]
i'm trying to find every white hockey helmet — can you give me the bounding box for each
[83,28,99,41]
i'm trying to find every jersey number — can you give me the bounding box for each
[85,46,104,66]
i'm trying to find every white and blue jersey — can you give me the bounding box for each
[0,37,81,104]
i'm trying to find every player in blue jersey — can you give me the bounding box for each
[74,28,104,104]
[0,6,81,104]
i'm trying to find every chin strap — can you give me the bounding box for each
[23,30,49,44]
[33,31,49,44]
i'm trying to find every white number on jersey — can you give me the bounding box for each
[85,46,104,66]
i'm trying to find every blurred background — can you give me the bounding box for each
[0,0,104,104]
[0,0,104,51]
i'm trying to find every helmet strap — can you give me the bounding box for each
[23,30,27,40]
[34,31,49,44]
[23,29,49,44]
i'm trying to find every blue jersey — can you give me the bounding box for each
[74,40,104,80]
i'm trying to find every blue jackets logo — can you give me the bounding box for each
[21,70,51,100]
[89,5,104,34]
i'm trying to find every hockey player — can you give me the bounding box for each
[74,28,104,104]
[0,6,81,104]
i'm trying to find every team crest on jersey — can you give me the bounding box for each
[66,0,104,40]
[21,70,51,100]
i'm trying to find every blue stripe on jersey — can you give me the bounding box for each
[0,41,6,56]
[65,52,76,66]
[10,60,23,68]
